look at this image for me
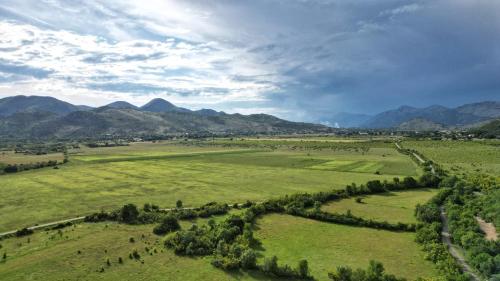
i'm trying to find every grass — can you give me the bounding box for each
[0,222,271,281]
[403,140,500,177]
[254,214,438,280]
[0,142,417,231]
[0,139,442,280]
[321,188,439,224]
[0,151,64,165]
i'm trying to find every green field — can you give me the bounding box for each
[0,142,418,231]
[321,188,439,224]
[0,222,271,281]
[254,214,438,280]
[0,151,64,165]
[403,140,500,177]
[0,139,445,280]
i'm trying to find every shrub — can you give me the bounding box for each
[131,250,140,260]
[298,259,310,278]
[15,228,34,237]
[403,177,418,189]
[120,204,139,223]
[328,260,405,281]
[262,256,278,274]
[153,215,180,235]
[240,249,257,269]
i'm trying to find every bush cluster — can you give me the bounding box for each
[328,260,405,281]
[3,160,59,173]
[413,187,467,280]
[443,181,500,278]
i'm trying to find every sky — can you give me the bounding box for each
[0,0,499,123]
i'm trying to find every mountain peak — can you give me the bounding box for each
[140,98,177,112]
[0,95,82,116]
[140,98,192,113]
[396,105,417,111]
[105,101,138,109]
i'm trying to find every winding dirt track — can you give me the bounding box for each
[396,142,479,280]
[440,207,481,281]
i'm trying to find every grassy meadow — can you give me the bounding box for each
[0,222,271,281]
[254,214,438,280]
[0,151,64,165]
[403,140,499,177]
[0,138,443,280]
[321,188,439,224]
[0,140,419,231]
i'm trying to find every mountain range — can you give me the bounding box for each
[325,101,499,130]
[0,96,331,138]
[0,95,498,139]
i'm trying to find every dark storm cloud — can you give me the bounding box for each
[0,0,498,120]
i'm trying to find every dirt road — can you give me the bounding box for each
[440,206,481,281]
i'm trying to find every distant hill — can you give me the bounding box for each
[471,119,500,139]
[0,95,83,116]
[140,98,190,113]
[397,118,445,131]
[455,101,500,118]
[105,101,138,110]
[362,102,500,129]
[0,96,331,139]
[194,109,223,116]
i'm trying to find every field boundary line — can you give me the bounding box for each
[0,216,86,238]
[0,202,262,238]
[77,149,265,164]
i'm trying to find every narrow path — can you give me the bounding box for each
[440,206,481,281]
[398,142,477,278]
[0,216,86,238]
[395,142,435,175]
[0,202,260,239]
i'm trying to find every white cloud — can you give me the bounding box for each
[0,19,281,110]
[0,0,498,121]
[383,3,421,16]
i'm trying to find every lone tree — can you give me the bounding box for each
[298,259,309,278]
[120,204,139,223]
[153,215,180,235]
[176,200,183,209]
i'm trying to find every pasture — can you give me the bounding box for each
[0,141,418,231]
[0,151,64,165]
[254,214,438,280]
[321,188,439,224]
[0,222,268,281]
[403,140,500,177]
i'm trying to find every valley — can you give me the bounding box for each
[2,136,494,281]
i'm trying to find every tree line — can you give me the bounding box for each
[2,160,61,174]
[79,171,440,279]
